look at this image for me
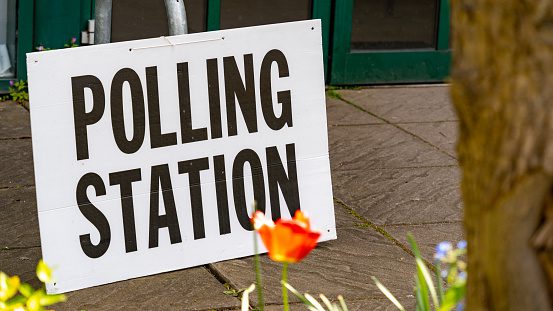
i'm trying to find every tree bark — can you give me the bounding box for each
[451,0,553,310]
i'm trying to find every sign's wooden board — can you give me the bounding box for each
[27,20,335,293]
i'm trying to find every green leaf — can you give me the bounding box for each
[435,262,444,306]
[371,276,405,311]
[36,260,53,283]
[5,294,26,306]
[0,273,20,302]
[26,290,43,311]
[438,284,465,311]
[414,277,425,311]
[416,258,439,309]
[408,234,438,311]
[39,293,67,306]
[18,283,34,298]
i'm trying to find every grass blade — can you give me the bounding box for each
[371,276,405,311]
[338,295,348,311]
[305,293,326,311]
[283,281,313,307]
[416,258,439,309]
[241,284,256,311]
[319,294,334,310]
[435,262,444,305]
[408,234,438,310]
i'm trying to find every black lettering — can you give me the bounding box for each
[207,58,223,139]
[178,158,209,239]
[232,149,266,231]
[260,49,293,130]
[213,155,230,234]
[146,66,177,148]
[76,173,110,258]
[177,62,208,143]
[266,144,300,221]
[71,75,105,160]
[149,164,182,248]
[109,168,141,252]
[110,68,146,154]
[224,54,257,136]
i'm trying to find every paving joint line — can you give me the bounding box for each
[0,184,35,191]
[331,123,384,127]
[381,220,463,228]
[331,164,458,172]
[394,120,458,124]
[198,306,240,311]
[327,83,449,90]
[203,264,243,304]
[0,137,31,141]
[333,197,435,270]
[1,245,41,251]
[18,102,29,112]
[328,90,457,161]
[331,120,458,127]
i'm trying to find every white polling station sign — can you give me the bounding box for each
[27,20,335,293]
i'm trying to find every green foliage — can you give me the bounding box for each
[63,37,78,49]
[0,260,66,311]
[283,282,348,311]
[223,283,246,298]
[2,80,29,103]
[372,234,467,311]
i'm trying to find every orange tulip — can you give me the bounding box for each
[252,210,321,263]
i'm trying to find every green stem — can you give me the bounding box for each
[282,262,289,311]
[254,231,264,311]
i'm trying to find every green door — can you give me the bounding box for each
[330,0,451,84]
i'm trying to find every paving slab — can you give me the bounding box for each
[328,124,455,171]
[0,101,31,139]
[0,187,40,248]
[326,96,383,126]
[332,167,462,226]
[60,267,241,311]
[0,139,34,187]
[384,222,465,263]
[210,227,416,305]
[0,248,241,310]
[397,121,458,158]
[337,86,457,123]
[0,247,43,288]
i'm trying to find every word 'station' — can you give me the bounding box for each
[27,20,336,293]
[73,50,299,258]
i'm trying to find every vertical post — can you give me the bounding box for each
[94,0,112,44]
[164,0,188,35]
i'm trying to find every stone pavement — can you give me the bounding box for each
[0,85,463,310]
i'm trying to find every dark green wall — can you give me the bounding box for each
[33,0,94,49]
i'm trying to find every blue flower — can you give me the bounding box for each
[435,241,452,260]
[456,302,465,311]
[458,271,467,282]
[441,269,448,278]
[457,240,467,250]
[9,80,14,87]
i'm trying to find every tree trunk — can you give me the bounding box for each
[451,0,553,310]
